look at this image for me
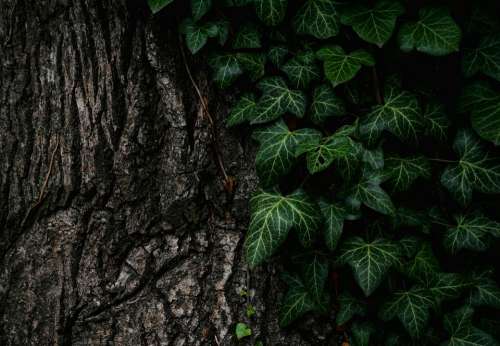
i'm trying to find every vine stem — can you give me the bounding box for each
[178,33,234,191]
[429,158,456,163]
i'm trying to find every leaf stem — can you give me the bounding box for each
[429,158,456,163]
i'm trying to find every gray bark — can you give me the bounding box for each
[0,1,334,345]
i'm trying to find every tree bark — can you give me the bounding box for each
[0,1,334,345]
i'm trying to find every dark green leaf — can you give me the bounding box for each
[460,81,500,145]
[253,120,321,186]
[148,0,174,13]
[293,0,340,39]
[281,52,321,89]
[236,52,266,81]
[233,25,262,49]
[303,254,329,306]
[441,129,500,205]
[209,54,243,88]
[227,93,257,127]
[398,7,461,56]
[445,213,500,253]
[310,84,346,124]
[336,293,367,325]
[403,243,439,283]
[383,156,431,191]
[316,45,375,87]
[268,45,289,67]
[341,0,404,47]
[320,201,345,251]
[423,103,449,140]
[339,236,401,296]
[255,0,287,26]
[192,0,212,21]
[362,147,384,170]
[351,322,375,346]
[463,34,500,82]
[279,275,315,326]
[349,171,395,216]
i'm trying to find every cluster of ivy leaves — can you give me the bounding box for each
[149,0,500,344]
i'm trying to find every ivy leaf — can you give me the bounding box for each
[253,119,322,187]
[268,45,289,67]
[351,322,375,346]
[181,19,219,54]
[279,275,315,326]
[336,293,367,325]
[236,52,266,81]
[463,34,500,82]
[254,0,287,26]
[349,171,395,216]
[227,93,257,127]
[398,7,461,56]
[281,52,321,89]
[441,129,500,205]
[444,306,499,346]
[445,213,500,253]
[316,46,375,87]
[362,147,384,171]
[296,134,356,174]
[319,201,345,251]
[235,322,252,340]
[470,274,500,309]
[245,189,322,266]
[360,85,422,144]
[192,0,212,21]
[340,0,404,47]
[383,156,431,191]
[233,25,262,49]
[423,103,449,140]
[293,0,340,39]
[339,236,401,296]
[460,82,500,146]
[148,0,174,13]
[427,273,469,304]
[251,77,307,124]
[303,254,329,306]
[380,287,434,339]
[310,84,346,124]
[403,243,440,284]
[208,53,243,88]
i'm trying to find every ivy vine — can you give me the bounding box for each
[149,0,500,344]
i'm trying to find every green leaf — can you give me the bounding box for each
[246,304,256,318]
[268,45,289,67]
[351,322,375,346]
[460,81,500,145]
[423,103,449,140]
[303,254,329,306]
[281,52,321,89]
[340,0,404,47]
[236,52,266,81]
[227,93,257,127]
[288,190,323,247]
[398,7,461,56]
[255,0,287,26]
[445,213,500,253]
[427,273,469,304]
[349,171,395,216]
[181,19,218,54]
[148,0,174,13]
[192,0,212,21]
[293,0,340,39]
[444,307,499,346]
[339,236,401,296]
[383,156,431,191]
[235,322,252,340]
[463,34,500,82]
[403,243,439,284]
[251,77,307,124]
[279,275,315,326]
[360,85,422,144]
[233,25,262,49]
[320,201,345,251]
[362,147,384,170]
[208,54,243,88]
[310,84,346,124]
[317,46,375,87]
[336,293,367,325]
[253,119,321,187]
[296,134,357,174]
[441,129,500,205]
[380,287,434,339]
[470,274,500,309]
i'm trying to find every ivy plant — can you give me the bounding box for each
[149,0,500,344]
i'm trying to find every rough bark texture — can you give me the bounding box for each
[0,1,334,345]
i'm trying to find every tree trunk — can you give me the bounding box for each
[0,1,334,345]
